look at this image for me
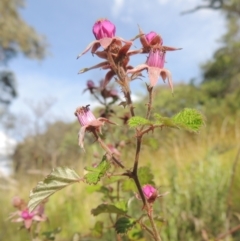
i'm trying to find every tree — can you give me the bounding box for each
[0,0,47,115]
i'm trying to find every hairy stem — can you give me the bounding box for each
[146,85,153,120]
[147,211,162,241]
[125,90,135,117]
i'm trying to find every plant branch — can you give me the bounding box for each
[145,85,153,120]
[147,211,162,241]
[133,136,142,174]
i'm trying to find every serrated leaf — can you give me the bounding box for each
[172,108,204,132]
[91,221,103,238]
[91,201,127,216]
[28,167,81,212]
[115,217,136,234]
[128,116,152,128]
[122,166,155,192]
[84,159,111,185]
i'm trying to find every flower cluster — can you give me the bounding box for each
[77,19,181,94]
[76,19,181,148]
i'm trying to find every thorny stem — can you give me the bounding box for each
[105,40,160,240]
[97,136,125,169]
[131,135,162,241]
[125,90,135,117]
[133,136,142,175]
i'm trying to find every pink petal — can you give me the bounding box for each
[11,217,24,222]
[148,67,161,87]
[160,69,173,93]
[78,126,87,149]
[24,219,32,229]
[77,40,99,58]
[33,215,47,222]
[99,37,114,49]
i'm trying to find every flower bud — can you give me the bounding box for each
[142,184,158,203]
[87,80,95,89]
[145,31,157,44]
[145,31,163,45]
[92,19,116,40]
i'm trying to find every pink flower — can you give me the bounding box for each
[75,105,116,149]
[146,49,165,68]
[93,19,116,40]
[127,48,173,91]
[77,19,131,58]
[75,105,96,126]
[142,184,158,203]
[10,206,47,229]
[128,27,180,55]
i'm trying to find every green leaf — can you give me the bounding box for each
[28,167,81,212]
[127,224,144,240]
[128,116,152,128]
[122,166,155,192]
[91,221,103,238]
[84,159,111,185]
[114,217,136,234]
[91,201,127,216]
[172,108,205,132]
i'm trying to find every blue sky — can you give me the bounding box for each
[7,0,225,124]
